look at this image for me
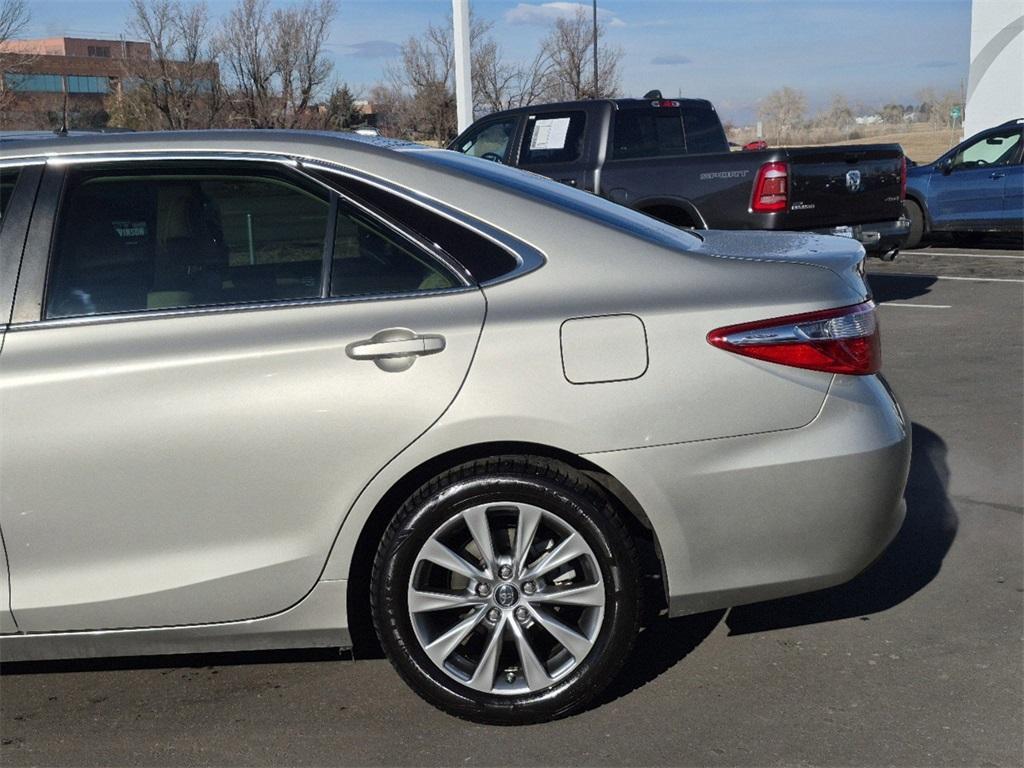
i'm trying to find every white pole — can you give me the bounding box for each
[453,0,473,133]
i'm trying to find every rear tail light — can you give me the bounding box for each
[707,301,880,375]
[751,161,789,213]
[900,155,907,200]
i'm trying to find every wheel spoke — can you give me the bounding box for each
[467,615,506,691]
[422,606,487,667]
[418,538,484,581]
[408,588,482,613]
[528,582,605,608]
[462,506,497,576]
[514,504,543,573]
[528,606,594,661]
[510,619,551,689]
[522,532,589,581]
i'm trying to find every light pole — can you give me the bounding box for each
[453,0,474,133]
[592,0,599,98]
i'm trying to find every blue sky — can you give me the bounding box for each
[21,0,972,123]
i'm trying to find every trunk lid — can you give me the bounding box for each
[692,229,871,300]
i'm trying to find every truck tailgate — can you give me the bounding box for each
[785,145,904,229]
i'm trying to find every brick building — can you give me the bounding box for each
[0,36,199,130]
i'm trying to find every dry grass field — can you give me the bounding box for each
[817,125,963,164]
[729,123,964,164]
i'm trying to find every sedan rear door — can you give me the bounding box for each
[0,157,485,633]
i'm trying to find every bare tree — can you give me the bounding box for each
[539,6,621,101]
[219,0,336,128]
[114,0,223,130]
[0,0,31,121]
[473,40,550,113]
[386,13,492,142]
[759,86,807,143]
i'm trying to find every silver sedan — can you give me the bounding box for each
[0,131,909,723]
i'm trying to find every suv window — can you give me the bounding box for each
[0,167,20,226]
[952,129,1022,170]
[612,109,686,160]
[453,117,518,163]
[681,107,729,154]
[46,164,330,318]
[520,111,587,165]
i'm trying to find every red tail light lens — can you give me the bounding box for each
[751,161,789,212]
[900,154,907,200]
[707,301,880,375]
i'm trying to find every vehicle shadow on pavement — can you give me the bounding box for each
[724,422,956,635]
[0,647,344,675]
[867,273,938,302]
[594,609,725,707]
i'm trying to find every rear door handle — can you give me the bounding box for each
[990,171,1006,180]
[346,328,446,371]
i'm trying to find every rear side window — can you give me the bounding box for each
[316,172,518,283]
[46,164,330,318]
[0,167,20,227]
[519,111,587,165]
[682,107,729,154]
[332,203,457,298]
[612,109,686,159]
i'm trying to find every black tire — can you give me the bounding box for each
[370,455,641,724]
[903,200,925,249]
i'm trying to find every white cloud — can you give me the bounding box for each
[505,2,625,28]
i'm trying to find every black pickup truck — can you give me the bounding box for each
[449,96,909,257]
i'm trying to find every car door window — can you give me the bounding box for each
[453,118,518,163]
[45,164,330,319]
[519,111,587,165]
[331,203,458,298]
[952,129,1022,170]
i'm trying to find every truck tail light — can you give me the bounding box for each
[751,162,789,212]
[707,301,880,375]
[900,155,907,200]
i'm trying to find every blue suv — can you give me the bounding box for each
[904,118,1023,248]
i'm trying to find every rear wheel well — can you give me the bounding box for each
[637,204,699,229]
[345,442,666,657]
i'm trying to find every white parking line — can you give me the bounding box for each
[918,251,1024,260]
[873,272,1024,284]
[880,303,952,309]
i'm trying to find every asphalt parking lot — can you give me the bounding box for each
[2,238,1022,767]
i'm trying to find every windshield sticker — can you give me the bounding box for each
[530,117,571,151]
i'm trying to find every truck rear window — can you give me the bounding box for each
[612,106,728,159]
[682,107,729,154]
[612,110,685,159]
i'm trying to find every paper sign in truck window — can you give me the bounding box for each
[530,117,571,150]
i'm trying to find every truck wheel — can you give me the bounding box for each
[903,200,924,249]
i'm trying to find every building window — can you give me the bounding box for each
[67,75,110,94]
[3,73,64,93]
[87,46,111,58]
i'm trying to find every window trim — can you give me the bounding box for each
[8,153,478,330]
[0,164,43,328]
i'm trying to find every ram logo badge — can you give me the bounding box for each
[846,169,863,193]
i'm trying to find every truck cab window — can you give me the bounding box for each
[453,118,518,163]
